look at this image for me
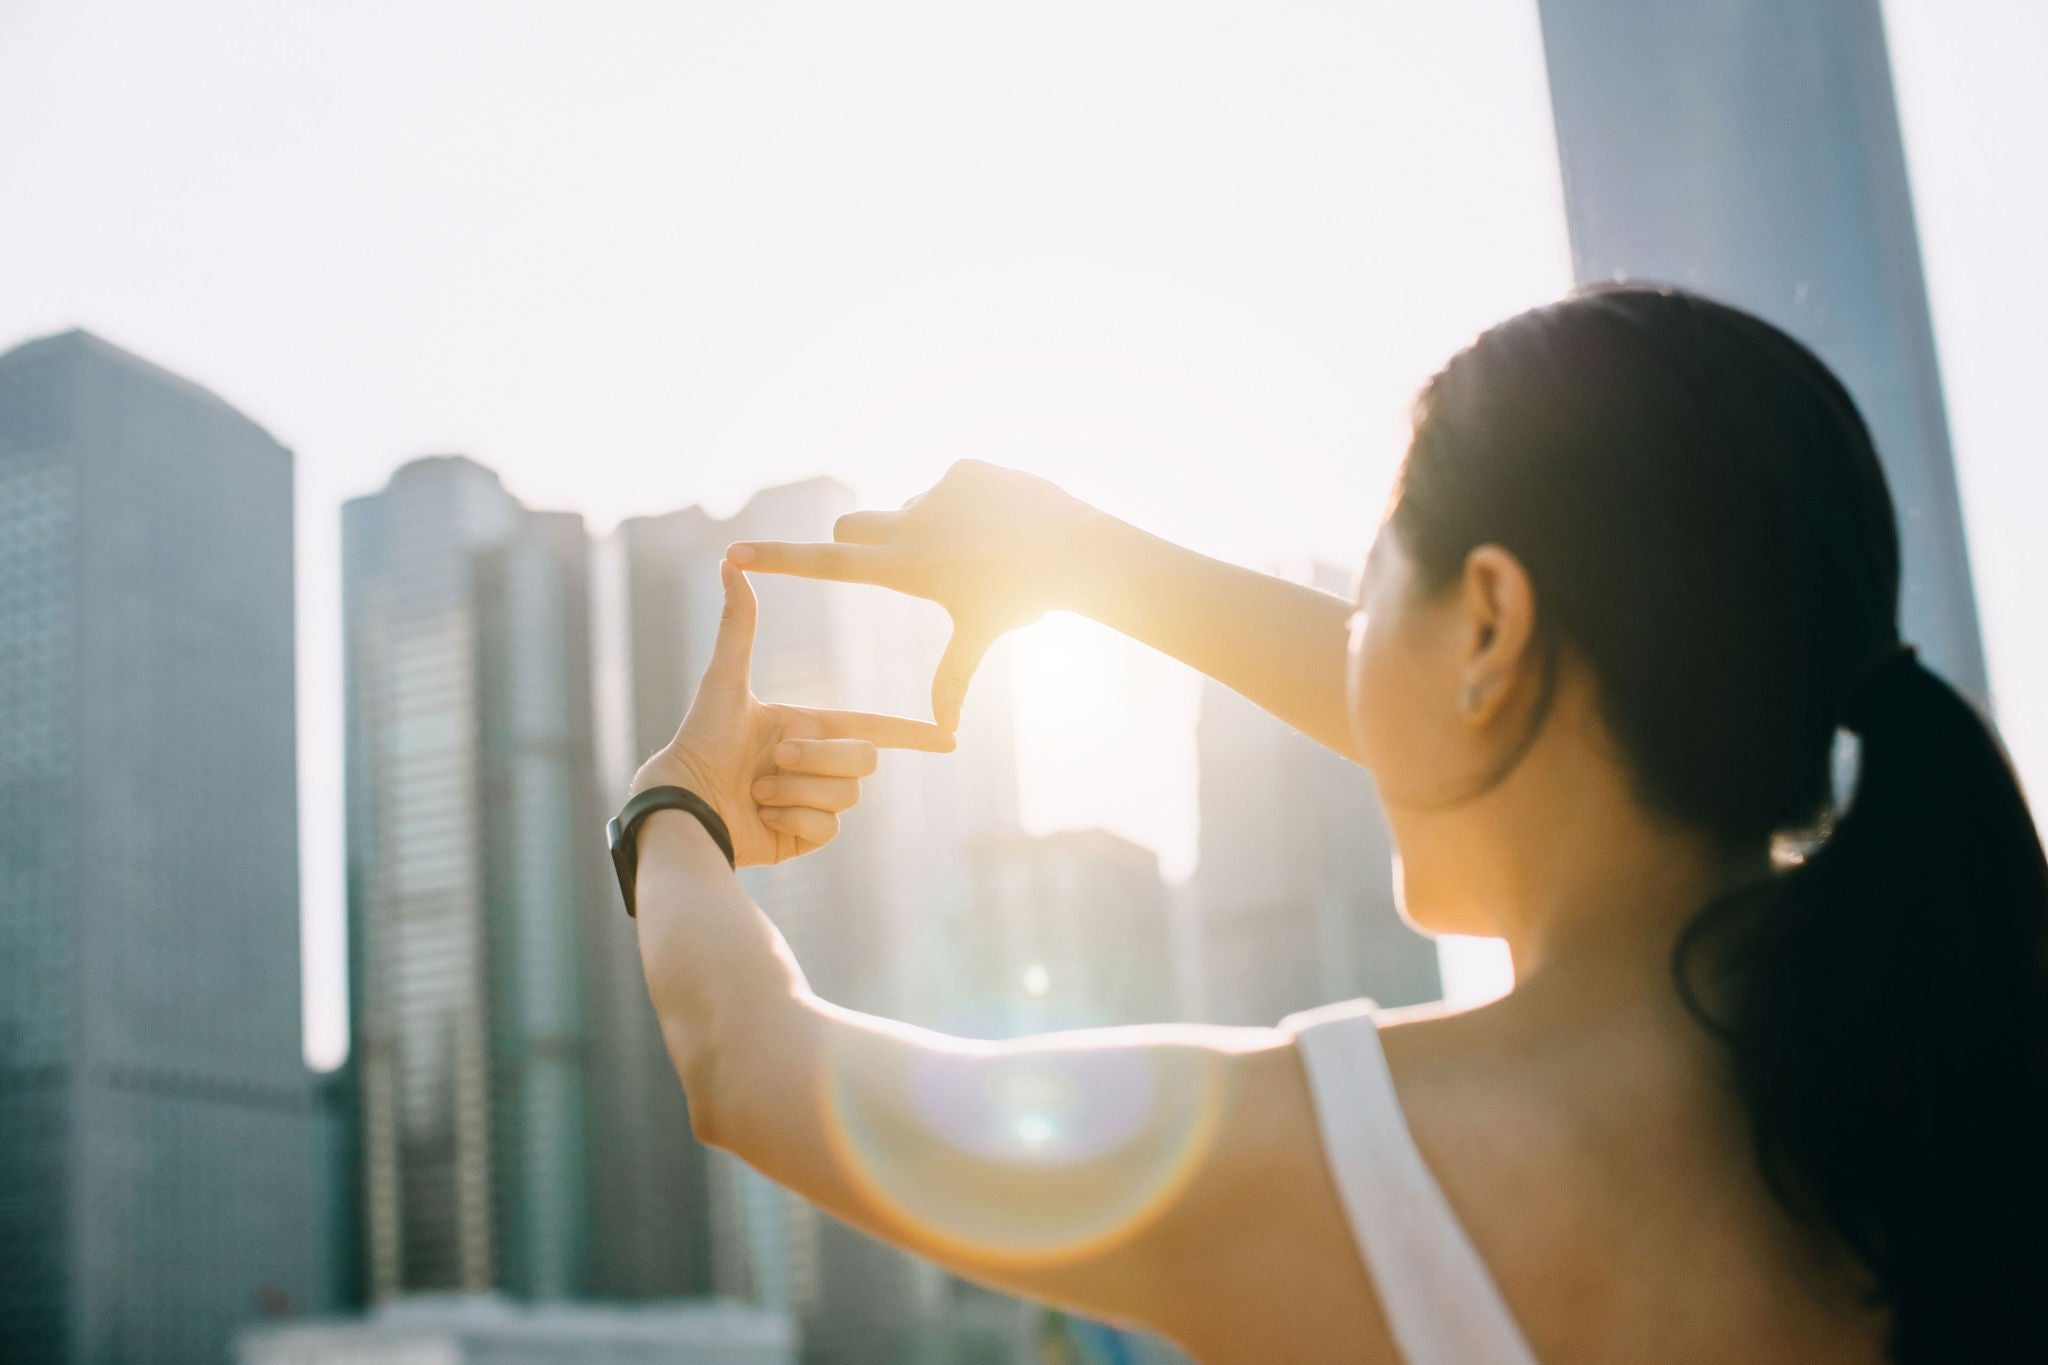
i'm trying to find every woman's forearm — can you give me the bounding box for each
[1064,512,1363,763]
[633,811,810,1131]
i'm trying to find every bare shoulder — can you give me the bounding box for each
[1365,997,1890,1364]
[1145,1022,1404,1363]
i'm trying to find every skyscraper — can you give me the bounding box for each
[0,331,325,1361]
[342,456,608,1301]
[1193,563,1441,1027]
[596,476,1022,1365]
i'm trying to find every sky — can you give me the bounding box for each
[1,1,2041,1071]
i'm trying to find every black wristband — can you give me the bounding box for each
[607,785,736,917]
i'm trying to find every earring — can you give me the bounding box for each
[1458,681,1480,713]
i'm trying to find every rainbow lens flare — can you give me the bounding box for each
[820,1028,1227,1267]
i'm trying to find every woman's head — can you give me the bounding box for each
[1348,283,2048,1362]
[1347,285,1897,928]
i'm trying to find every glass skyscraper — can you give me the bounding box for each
[342,455,608,1301]
[0,330,326,1361]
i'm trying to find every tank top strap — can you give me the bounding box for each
[1279,997,1540,1365]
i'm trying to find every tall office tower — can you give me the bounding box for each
[343,456,608,1302]
[0,331,325,1361]
[1537,1,1985,705]
[595,476,1021,1365]
[1193,563,1441,1027]
[954,829,1178,1037]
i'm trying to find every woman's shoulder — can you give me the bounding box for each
[1361,994,1890,1364]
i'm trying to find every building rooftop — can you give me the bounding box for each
[0,326,286,450]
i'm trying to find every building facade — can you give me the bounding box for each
[342,456,609,1302]
[955,829,1179,1037]
[1193,564,1441,1026]
[0,331,326,1360]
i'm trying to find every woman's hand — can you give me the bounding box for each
[727,459,1104,730]
[628,560,957,866]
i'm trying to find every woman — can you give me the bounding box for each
[617,285,2048,1362]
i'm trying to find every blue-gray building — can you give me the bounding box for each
[0,330,326,1360]
[342,456,609,1302]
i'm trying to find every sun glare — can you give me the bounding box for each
[1007,611,1204,880]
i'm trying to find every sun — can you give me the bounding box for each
[1003,611,1203,879]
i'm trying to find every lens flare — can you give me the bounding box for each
[820,1030,1225,1266]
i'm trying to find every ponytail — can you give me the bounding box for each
[1675,649,2048,1362]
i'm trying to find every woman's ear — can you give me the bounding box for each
[1456,544,1536,720]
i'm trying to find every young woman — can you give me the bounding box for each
[617,284,2048,1363]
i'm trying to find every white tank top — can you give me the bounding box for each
[1279,996,1541,1365]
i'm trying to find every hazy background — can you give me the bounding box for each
[1,0,2040,1071]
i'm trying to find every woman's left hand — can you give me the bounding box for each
[628,559,957,866]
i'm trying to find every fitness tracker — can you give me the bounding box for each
[607,784,736,917]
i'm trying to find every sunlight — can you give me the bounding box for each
[1007,610,1203,880]
[1438,935,1516,1007]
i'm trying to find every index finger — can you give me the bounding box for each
[806,707,958,753]
[727,541,897,587]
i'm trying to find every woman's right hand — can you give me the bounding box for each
[727,459,1105,731]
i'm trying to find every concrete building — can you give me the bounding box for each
[236,1294,796,1365]
[0,331,326,1360]
[595,476,1022,1365]
[1193,564,1441,1027]
[342,456,610,1301]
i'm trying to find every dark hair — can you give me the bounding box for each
[1388,283,2048,1361]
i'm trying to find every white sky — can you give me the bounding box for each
[1,1,2040,1072]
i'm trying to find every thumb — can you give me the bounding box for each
[705,559,757,691]
[932,619,996,732]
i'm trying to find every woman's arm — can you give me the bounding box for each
[638,812,1334,1355]
[1063,509,1363,763]
[728,459,1367,763]
[629,557,1352,1354]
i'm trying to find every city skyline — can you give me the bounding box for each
[8,0,2039,1072]
[0,321,1447,1365]
[1,328,1215,1355]
[6,3,2039,1075]
[0,0,1581,1074]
